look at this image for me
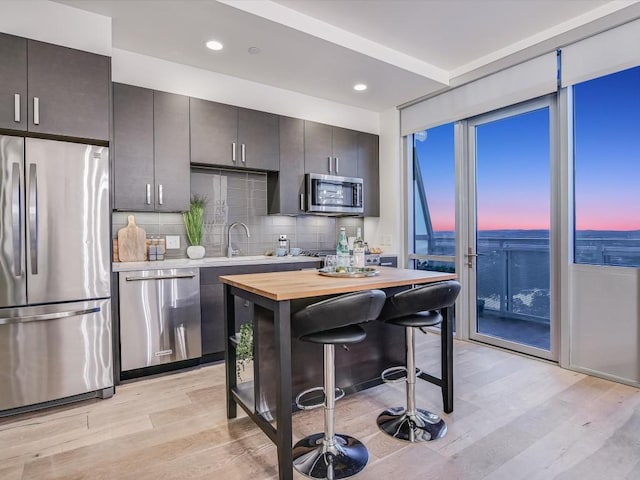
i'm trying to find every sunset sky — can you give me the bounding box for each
[415,65,639,233]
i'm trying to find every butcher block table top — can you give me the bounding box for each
[219,267,457,301]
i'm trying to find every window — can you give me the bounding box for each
[413,123,455,271]
[573,66,640,267]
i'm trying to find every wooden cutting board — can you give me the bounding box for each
[117,215,147,262]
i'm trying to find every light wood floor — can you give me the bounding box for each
[2,335,640,480]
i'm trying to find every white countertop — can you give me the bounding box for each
[112,255,323,272]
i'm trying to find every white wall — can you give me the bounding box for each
[364,107,403,260]
[0,0,111,56]
[569,264,640,386]
[112,49,379,134]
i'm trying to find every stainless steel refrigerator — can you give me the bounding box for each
[0,135,112,413]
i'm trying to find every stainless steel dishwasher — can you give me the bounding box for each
[119,269,202,371]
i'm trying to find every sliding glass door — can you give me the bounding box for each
[466,98,557,360]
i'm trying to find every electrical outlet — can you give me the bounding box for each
[381,234,392,246]
[165,235,180,249]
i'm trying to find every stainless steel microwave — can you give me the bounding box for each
[305,173,364,214]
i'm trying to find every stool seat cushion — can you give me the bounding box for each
[379,280,461,324]
[300,324,367,345]
[292,289,386,342]
[383,310,442,328]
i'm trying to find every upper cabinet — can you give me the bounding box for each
[304,121,358,178]
[190,98,279,171]
[267,116,305,215]
[0,33,109,141]
[357,132,380,217]
[0,34,27,131]
[112,83,190,212]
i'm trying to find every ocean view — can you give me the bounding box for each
[415,229,640,323]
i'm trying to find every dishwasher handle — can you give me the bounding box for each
[125,273,196,282]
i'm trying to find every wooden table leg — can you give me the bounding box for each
[224,284,237,419]
[441,305,454,414]
[274,300,293,480]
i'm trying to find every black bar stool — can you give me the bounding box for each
[376,280,460,442]
[291,289,386,479]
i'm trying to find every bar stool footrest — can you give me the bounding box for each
[295,386,345,410]
[380,366,423,384]
[377,406,446,442]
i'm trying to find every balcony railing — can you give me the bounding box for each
[415,233,640,324]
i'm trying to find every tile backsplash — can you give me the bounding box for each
[112,168,364,259]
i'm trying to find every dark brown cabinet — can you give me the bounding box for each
[304,121,358,177]
[200,261,321,358]
[113,83,190,212]
[190,98,279,171]
[358,132,380,217]
[268,116,305,215]
[153,91,191,211]
[0,33,27,131]
[0,33,110,141]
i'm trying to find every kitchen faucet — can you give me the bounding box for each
[227,222,251,257]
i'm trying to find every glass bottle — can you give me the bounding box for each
[353,227,365,267]
[336,227,349,256]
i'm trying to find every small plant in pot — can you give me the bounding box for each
[183,195,206,259]
[236,323,253,382]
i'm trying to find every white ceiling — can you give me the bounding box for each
[57,0,640,112]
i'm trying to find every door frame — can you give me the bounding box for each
[456,95,560,361]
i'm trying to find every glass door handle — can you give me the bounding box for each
[465,247,478,267]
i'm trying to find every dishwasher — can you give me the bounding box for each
[119,268,202,372]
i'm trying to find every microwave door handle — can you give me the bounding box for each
[11,163,22,277]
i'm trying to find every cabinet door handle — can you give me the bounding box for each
[232,142,237,162]
[14,94,20,122]
[158,184,164,205]
[300,193,305,211]
[33,97,40,125]
[328,156,332,173]
[146,184,151,205]
[335,157,339,174]
[241,143,246,163]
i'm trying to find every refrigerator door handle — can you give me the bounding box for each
[0,306,101,325]
[28,163,38,275]
[11,163,22,277]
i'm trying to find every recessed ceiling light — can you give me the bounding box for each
[353,83,367,91]
[248,46,261,55]
[206,40,223,51]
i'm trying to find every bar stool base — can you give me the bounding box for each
[292,433,368,479]
[377,407,447,442]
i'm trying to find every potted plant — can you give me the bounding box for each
[183,195,206,259]
[236,323,253,382]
